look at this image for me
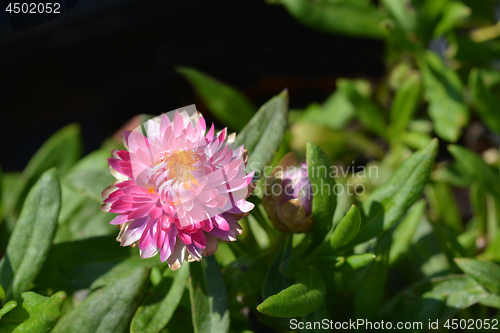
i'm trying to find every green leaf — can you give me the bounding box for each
[176,67,256,131]
[381,0,416,32]
[426,181,463,234]
[433,1,470,37]
[0,301,16,320]
[281,0,386,39]
[189,257,229,333]
[388,72,422,142]
[0,169,61,300]
[455,258,500,296]
[354,232,391,319]
[63,149,115,203]
[306,143,337,251]
[469,68,500,134]
[131,264,189,333]
[235,90,288,178]
[262,234,292,299]
[0,284,3,301]
[257,268,325,318]
[448,145,500,200]
[5,124,81,218]
[0,291,66,333]
[431,275,490,317]
[294,90,356,131]
[330,204,361,251]
[35,236,135,293]
[52,264,150,333]
[348,139,438,246]
[419,51,468,142]
[339,253,376,271]
[389,200,425,266]
[338,80,387,138]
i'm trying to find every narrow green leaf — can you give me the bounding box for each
[426,182,463,234]
[342,253,376,271]
[389,72,422,142]
[176,67,256,131]
[5,124,81,218]
[330,204,361,251]
[419,51,468,142]
[354,232,391,319]
[131,264,189,333]
[389,200,425,266]
[0,301,16,320]
[262,234,292,299]
[306,143,337,251]
[189,257,229,333]
[348,139,438,247]
[469,68,500,134]
[448,145,500,200]
[0,292,66,333]
[381,0,416,32]
[0,284,4,300]
[52,264,150,333]
[257,268,325,318]
[455,258,500,296]
[433,1,470,37]
[281,0,386,39]
[0,169,61,300]
[235,90,288,178]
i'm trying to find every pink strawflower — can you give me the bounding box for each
[101,108,255,270]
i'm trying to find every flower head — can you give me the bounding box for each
[101,106,255,270]
[262,152,313,233]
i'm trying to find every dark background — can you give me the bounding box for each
[0,0,384,172]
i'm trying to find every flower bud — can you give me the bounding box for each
[262,152,313,233]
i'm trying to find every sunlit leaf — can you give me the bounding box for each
[0,292,65,333]
[305,143,337,252]
[0,169,61,300]
[329,204,361,251]
[455,258,500,296]
[348,139,438,247]
[235,90,288,179]
[389,71,422,143]
[281,0,386,39]
[257,268,325,318]
[419,51,468,142]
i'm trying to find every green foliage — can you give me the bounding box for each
[131,264,189,333]
[0,169,61,301]
[304,143,337,251]
[1,0,499,330]
[329,204,361,251]
[235,90,288,178]
[176,67,256,132]
[257,268,325,318]
[0,292,66,333]
[189,257,229,333]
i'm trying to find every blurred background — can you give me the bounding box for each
[0,0,384,171]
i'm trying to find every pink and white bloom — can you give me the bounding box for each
[101,107,255,270]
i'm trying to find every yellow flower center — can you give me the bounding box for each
[161,149,199,189]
